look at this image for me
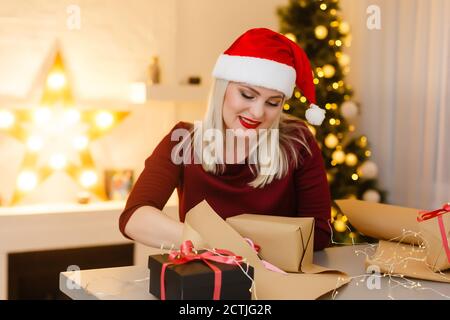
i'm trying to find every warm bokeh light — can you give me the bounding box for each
[17,171,38,192]
[284,33,297,43]
[33,107,52,125]
[334,220,347,233]
[332,150,346,164]
[64,108,81,125]
[27,135,44,151]
[72,135,89,150]
[345,153,358,166]
[315,25,328,39]
[0,110,15,129]
[80,170,98,188]
[47,71,66,90]
[49,153,67,170]
[325,133,339,149]
[95,111,114,129]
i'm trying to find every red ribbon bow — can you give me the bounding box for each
[160,240,245,300]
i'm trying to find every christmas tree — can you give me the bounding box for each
[277,0,386,244]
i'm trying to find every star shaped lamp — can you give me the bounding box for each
[0,50,129,205]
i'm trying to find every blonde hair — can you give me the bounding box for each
[176,78,312,188]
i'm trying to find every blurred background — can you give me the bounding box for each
[0,0,448,299]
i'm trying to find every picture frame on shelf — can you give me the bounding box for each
[104,169,134,201]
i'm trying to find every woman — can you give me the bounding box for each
[119,28,330,251]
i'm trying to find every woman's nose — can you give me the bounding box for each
[248,102,264,120]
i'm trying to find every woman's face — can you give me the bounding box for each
[222,82,285,132]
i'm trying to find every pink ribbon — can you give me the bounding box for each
[244,238,288,275]
[160,240,244,300]
[417,203,450,263]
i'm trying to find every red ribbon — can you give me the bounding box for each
[417,203,450,222]
[160,240,244,300]
[417,203,450,263]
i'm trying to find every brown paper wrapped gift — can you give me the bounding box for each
[226,214,330,273]
[335,199,422,244]
[183,200,350,300]
[417,206,450,272]
[336,199,450,282]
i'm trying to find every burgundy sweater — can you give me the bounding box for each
[119,121,332,250]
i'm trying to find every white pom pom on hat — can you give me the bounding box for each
[212,27,326,126]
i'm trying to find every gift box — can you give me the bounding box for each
[226,214,315,273]
[417,204,450,272]
[148,249,254,300]
[336,199,450,282]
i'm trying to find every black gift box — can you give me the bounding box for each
[148,252,254,300]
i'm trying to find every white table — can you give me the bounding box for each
[59,244,450,300]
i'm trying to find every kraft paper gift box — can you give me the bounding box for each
[226,214,323,273]
[417,207,450,272]
[336,199,450,283]
[148,251,254,300]
[182,200,350,300]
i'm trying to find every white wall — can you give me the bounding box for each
[0,0,287,205]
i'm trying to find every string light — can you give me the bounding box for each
[300,96,307,103]
[283,103,290,111]
[351,173,359,181]
[320,3,327,10]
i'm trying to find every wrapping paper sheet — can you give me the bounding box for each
[183,200,350,300]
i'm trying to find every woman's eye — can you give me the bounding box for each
[241,92,254,99]
[267,102,279,107]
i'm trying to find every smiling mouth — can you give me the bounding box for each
[238,116,261,129]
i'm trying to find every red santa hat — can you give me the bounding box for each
[212,27,326,125]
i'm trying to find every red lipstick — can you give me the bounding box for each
[238,116,261,129]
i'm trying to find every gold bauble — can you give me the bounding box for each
[325,133,339,149]
[338,53,351,67]
[339,21,350,34]
[345,153,358,166]
[284,33,297,43]
[332,150,345,164]
[322,64,336,78]
[315,25,328,40]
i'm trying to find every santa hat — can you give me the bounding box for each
[212,28,326,125]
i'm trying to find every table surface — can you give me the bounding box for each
[60,244,450,300]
